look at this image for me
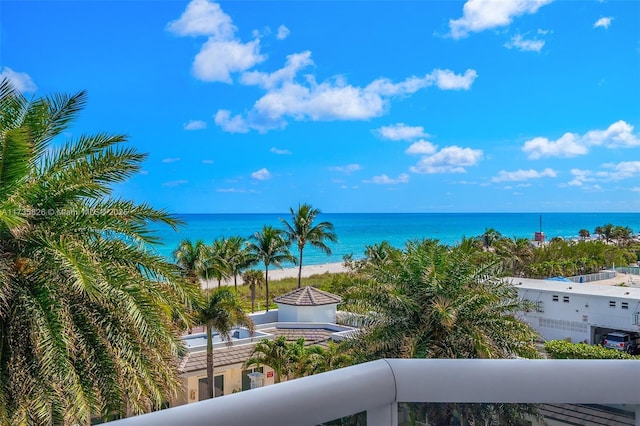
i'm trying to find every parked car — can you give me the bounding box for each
[603,331,640,354]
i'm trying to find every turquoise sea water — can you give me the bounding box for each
[151,213,640,266]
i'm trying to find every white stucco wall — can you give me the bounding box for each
[517,286,640,343]
[277,304,337,323]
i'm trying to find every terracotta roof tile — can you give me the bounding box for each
[179,327,336,373]
[273,286,341,306]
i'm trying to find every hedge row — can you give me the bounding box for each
[543,340,638,359]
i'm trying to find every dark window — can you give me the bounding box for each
[609,301,616,308]
[563,296,570,303]
[552,295,559,302]
[621,302,629,310]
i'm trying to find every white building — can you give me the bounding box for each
[512,277,640,344]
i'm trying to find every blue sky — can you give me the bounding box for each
[2,0,639,213]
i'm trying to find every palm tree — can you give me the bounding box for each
[595,223,614,243]
[0,79,200,423]
[244,336,302,383]
[209,238,231,289]
[246,226,295,312]
[578,229,590,240]
[224,236,252,292]
[342,239,539,360]
[340,238,540,424]
[242,269,265,313]
[197,288,254,399]
[173,239,209,284]
[494,237,533,276]
[298,342,353,376]
[280,203,338,288]
[479,227,502,250]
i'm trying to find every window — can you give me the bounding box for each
[563,296,570,303]
[536,301,544,313]
[552,295,559,302]
[621,302,629,310]
[242,367,264,391]
[609,301,616,308]
[198,375,225,400]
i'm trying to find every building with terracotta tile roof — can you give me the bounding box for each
[174,287,354,406]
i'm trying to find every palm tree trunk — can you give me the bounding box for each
[217,279,221,289]
[251,285,255,313]
[297,248,303,288]
[265,265,270,312]
[206,323,214,399]
[234,273,238,293]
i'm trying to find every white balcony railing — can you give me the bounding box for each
[110,359,640,426]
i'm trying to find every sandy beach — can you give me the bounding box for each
[201,262,348,289]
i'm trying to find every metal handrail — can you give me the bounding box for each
[110,359,640,426]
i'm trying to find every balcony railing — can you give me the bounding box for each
[110,359,640,426]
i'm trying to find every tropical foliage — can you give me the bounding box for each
[341,239,540,361]
[197,288,254,399]
[241,269,265,313]
[245,336,352,383]
[246,226,295,312]
[338,239,540,425]
[0,79,199,423]
[280,203,338,288]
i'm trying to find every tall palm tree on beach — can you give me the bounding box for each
[0,79,199,423]
[280,203,338,288]
[224,236,252,292]
[173,239,209,284]
[247,226,295,311]
[197,288,254,399]
[209,238,231,289]
[242,269,265,313]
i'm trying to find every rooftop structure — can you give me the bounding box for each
[273,285,342,306]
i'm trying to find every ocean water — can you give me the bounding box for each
[150,213,640,266]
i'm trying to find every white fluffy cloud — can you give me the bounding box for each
[491,168,556,182]
[406,140,438,155]
[162,157,181,163]
[377,123,429,141]
[193,38,265,83]
[329,164,361,174]
[276,25,290,40]
[1,67,37,93]
[600,161,640,180]
[594,17,613,29]
[166,0,235,37]
[364,173,410,184]
[184,120,207,130]
[448,0,553,39]
[251,168,271,180]
[270,147,291,155]
[168,0,266,83]
[504,34,545,52]
[220,62,477,132]
[569,161,640,186]
[523,120,640,159]
[214,110,250,133]
[410,146,483,174]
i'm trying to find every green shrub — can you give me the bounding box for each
[543,340,638,359]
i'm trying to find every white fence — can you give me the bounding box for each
[109,359,640,426]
